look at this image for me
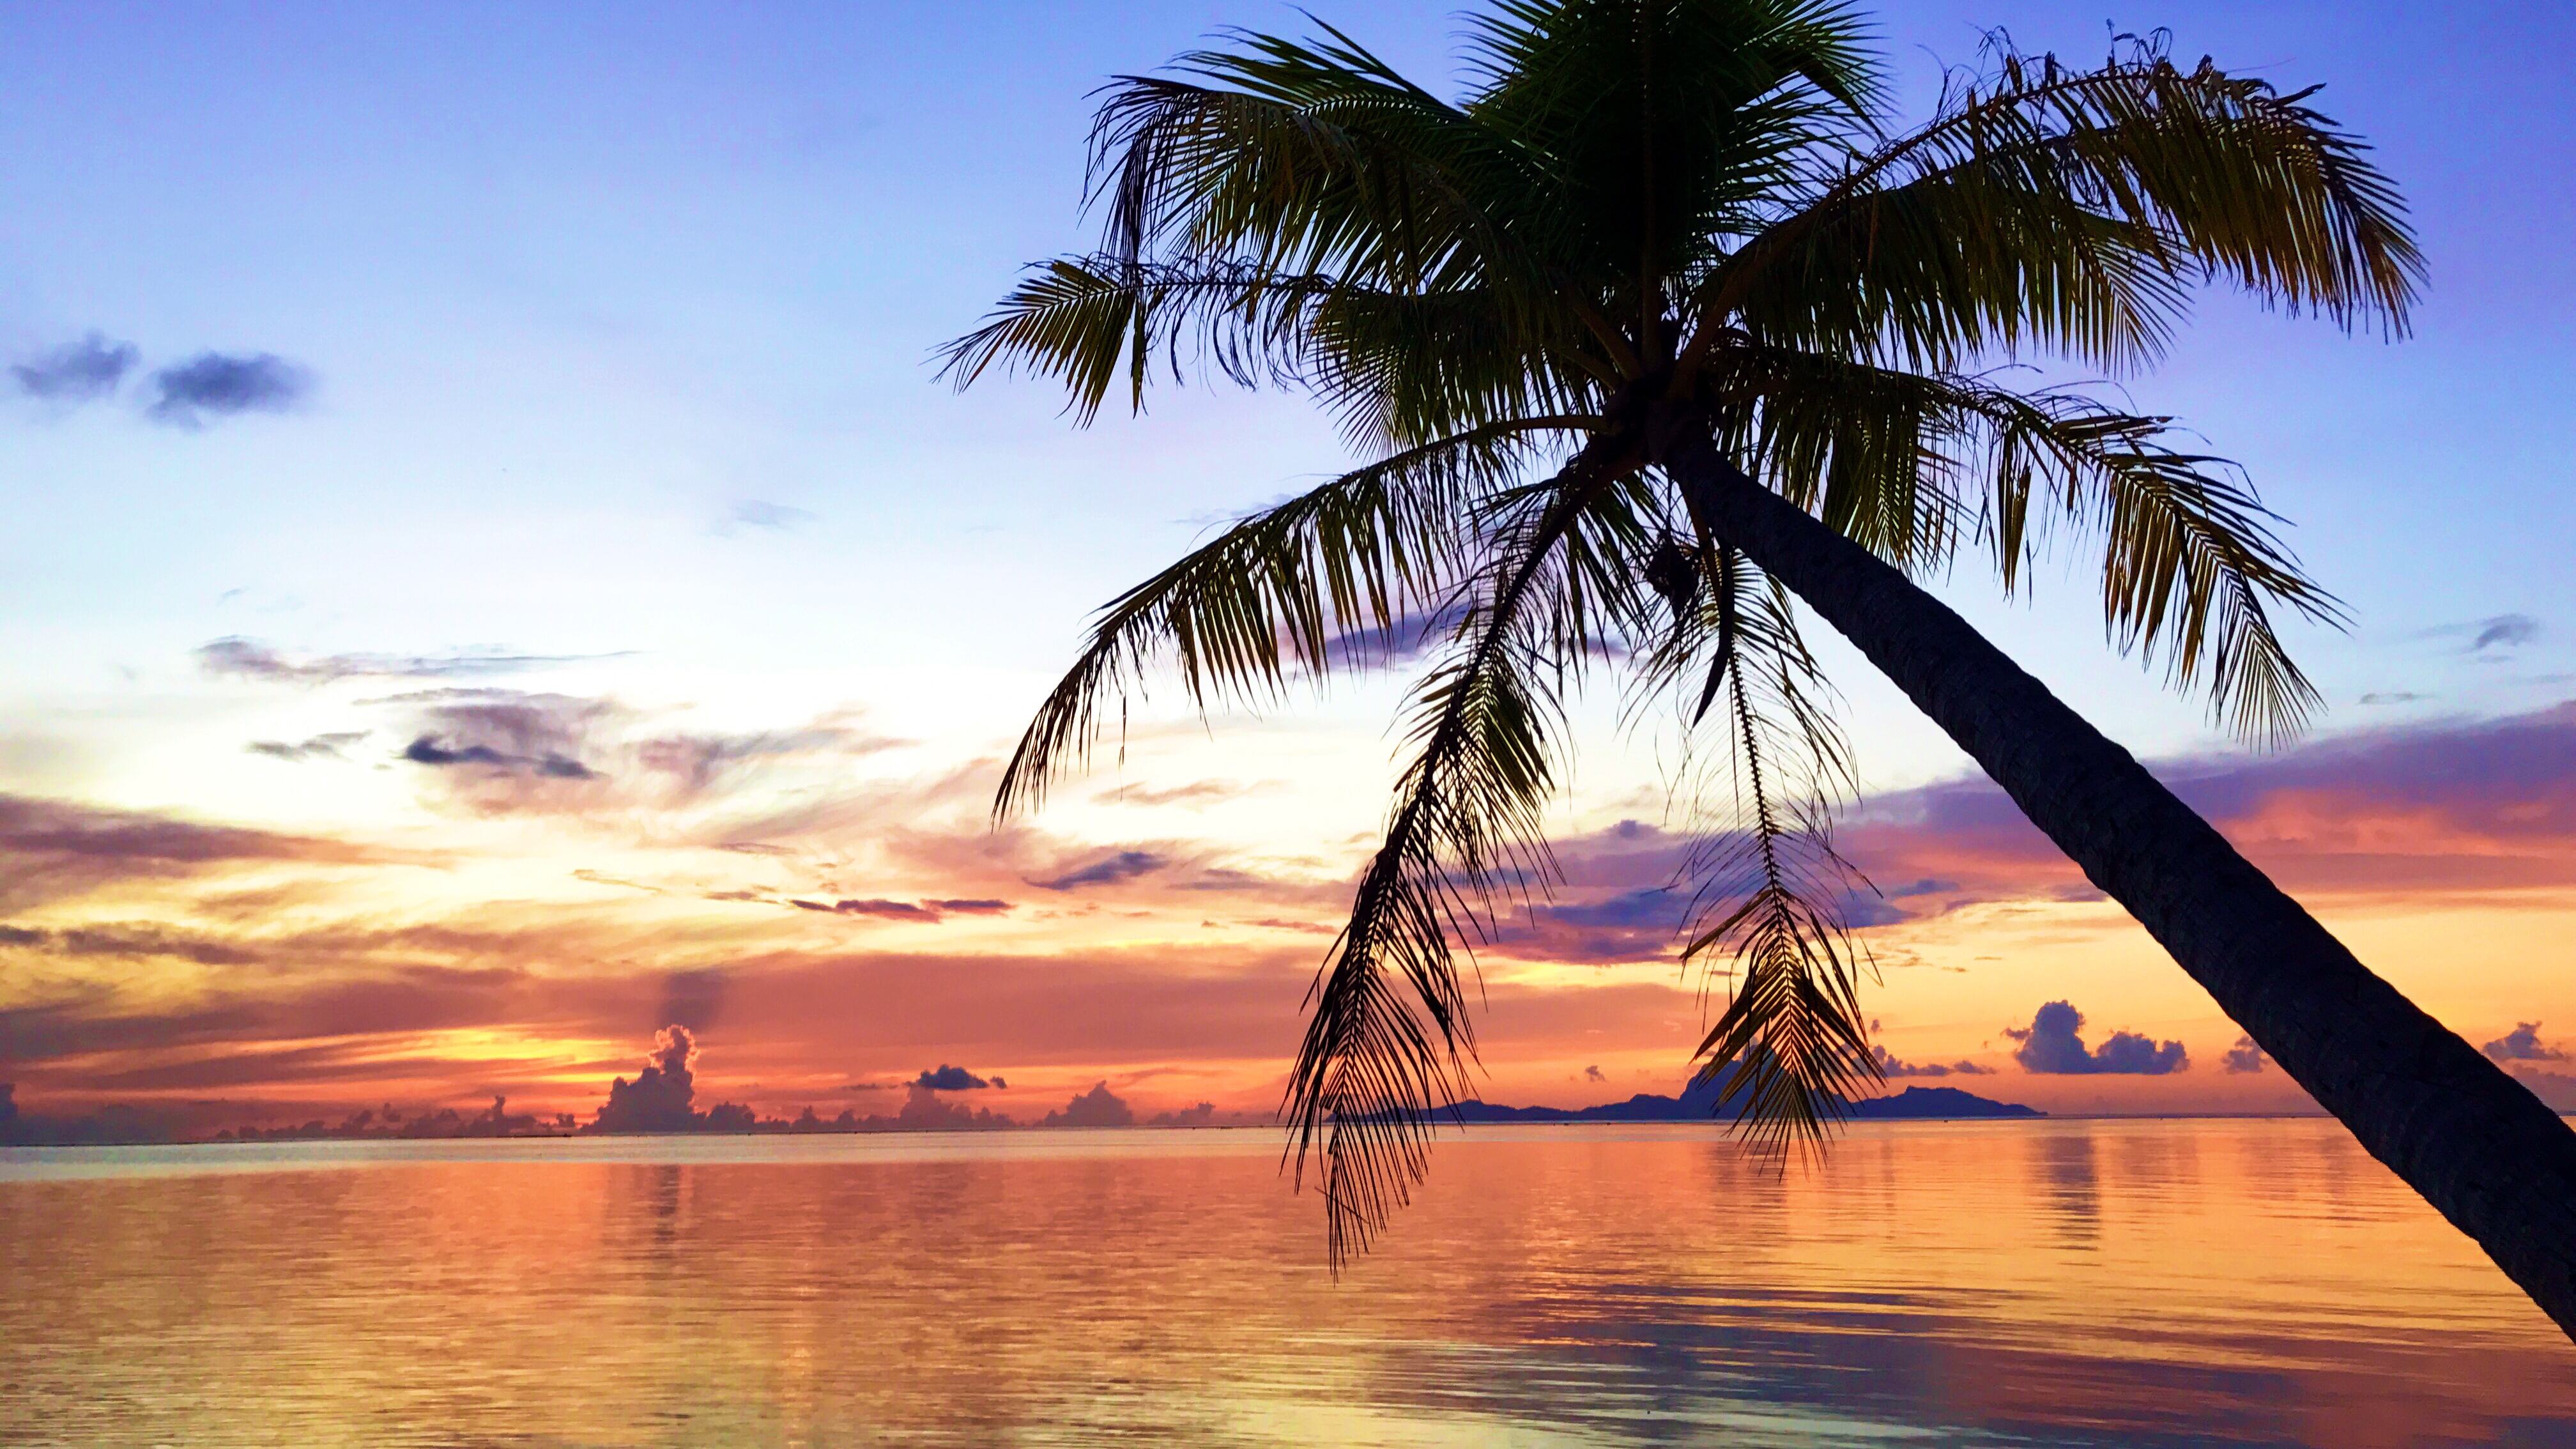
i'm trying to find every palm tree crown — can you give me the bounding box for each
[944,0,2419,1262]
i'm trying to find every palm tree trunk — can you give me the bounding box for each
[1651,407,2576,1342]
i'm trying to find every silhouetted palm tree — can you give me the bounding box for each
[945,0,2576,1337]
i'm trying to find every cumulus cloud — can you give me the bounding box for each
[2483,1022,2565,1064]
[2004,1001,2188,1075]
[1584,1064,1606,1083]
[914,1064,1001,1091]
[146,351,310,425]
[2222,1034,2270,1073]
[12,332,138,402]
[1042,1081,1136,1128]
[1149,1101,1218,1127]
[588,1025,705,1133]
[1035,850,1167,891]
[1871,1044,1994,1078]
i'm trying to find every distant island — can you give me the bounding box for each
[1447,1075,2041,1124]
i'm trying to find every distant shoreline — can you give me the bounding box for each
[2,1109,2375,1153]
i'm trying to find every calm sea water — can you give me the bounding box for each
[4,1119,2572,1448]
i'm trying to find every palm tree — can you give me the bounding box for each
[943,0,2576,1338]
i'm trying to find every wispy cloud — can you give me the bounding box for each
[12,333,138,402]
[1034,849,1167,891]
[199,636,620,686]
[247,732,370,762]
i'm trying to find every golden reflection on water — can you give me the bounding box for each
[4,1119,2571,1447]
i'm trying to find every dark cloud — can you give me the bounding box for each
[200,636,619,686]
[390,694,612,805]
[2483,1022,2564,1064]
[248,732,369,762]
[2221,1034,2270,1073]
[1871,1045,1994,1078]
[2359,691,2428,706]
[914,1064,994,1091]
[2004,1001,2188,1075]
[1041,1080,1136,1128]
[588,1025,706,1133]
[2469,614,2540,654]
[146,351,310,425]
[12,332,137,402]
[0,921,259,966]
[793,898,940,921]
[787,897,1011,923]
[1035,850,1167,891]
[889,1082,1013,1131]
[1584,1064,1606,1082]
[403,734,597,779]
[1149,1101,1218,1127]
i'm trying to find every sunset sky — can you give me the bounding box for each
[3,0,2572,1135]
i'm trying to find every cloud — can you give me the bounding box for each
[0,792,390,912]
[0,921,259,966]
[2482,1022,2564,1064]
[2003,1001,2188,1075]
[1584,1064,1606,1082]
[1035,850,1167,891]
[787,897,1013,923]
[635,725,905,799]
[404,733,598,779]
[1870,1044,1994,1078]
[2469,615,2540,654]
[1093,779,1261,808]
[913,1064,996,1091]
[890,1082,1013,1131]
[1321,604,1470,666]
[146,351,310,425]
[1042,1080,1135,1128]
[248,732,369,762]
[199,636,615,686]
[586,1025,704,1133]
[390,693,614,806]
[1149,1101,1218,1126]
[728,500,815,531]
[2221,1034,2270,1074]
[12,332,138,402]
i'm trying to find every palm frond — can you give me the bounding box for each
[1702,348,2340,742]
[1699,31,2422,373]
[1286,438,1635,1264]
[1668,553,1877,1146]
[993,418,1589,819]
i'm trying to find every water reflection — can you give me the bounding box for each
[3,1119,2570,1447]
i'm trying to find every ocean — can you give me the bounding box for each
[4,1118,2570,1447]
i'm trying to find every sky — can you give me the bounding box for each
[2,0,2573,1135]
